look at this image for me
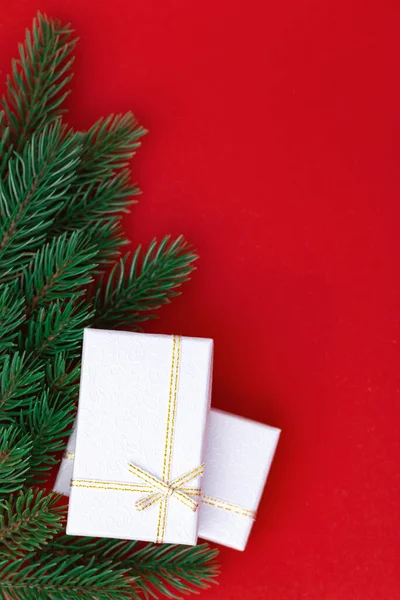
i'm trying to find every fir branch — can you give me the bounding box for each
[1,13,77,150]
[0,283,25,352]
[53,169,139,234]
[51,537,140,559]
[43,537,219,599]
[92,236,198,329]
[0,112,12,180]
[21,391,75,482]
[23,230,98,313]
[0,352,44,417]
[0,489,65,556]
[0,425,32,496]
[0,554,134,600]
[45,353,80,400]
[23,299,93,358]
[0,122,81,280]
[84,219,129,268]
[50,113,145,243]
[130,544,219,599]
[79,113,146,180]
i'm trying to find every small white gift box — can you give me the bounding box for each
[198,409,280,550]
[66,329,213,545]
[53,426,77,495]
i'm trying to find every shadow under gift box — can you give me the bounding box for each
[60,329,280,550]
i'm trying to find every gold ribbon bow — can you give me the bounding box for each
[128,463,204,512]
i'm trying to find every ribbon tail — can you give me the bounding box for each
[136,492,164,511]
[171,464,205,488]
[172,490,199,511]
[128,463,167,493]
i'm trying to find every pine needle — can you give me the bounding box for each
[0,122,81,280]
[0,553,134,600]
[23,299,93,358]
[45,354,80,400]
[21,391,75,482]
[1,12,78,150]
[0,283,25,352]
[79,112,147,179]
[0,353,44,417]
[23,231,98,313]
[50,112,146,247]
[0,426,32,496]
[92,236,198,329]
[42,537,219,599]
[0,489,65,556]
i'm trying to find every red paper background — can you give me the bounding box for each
[1,2,399,598]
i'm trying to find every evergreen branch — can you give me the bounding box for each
[1,13,77,150]
[45,354,80,400]
[0,283,25,352]
[0,553,134,600]
[46,537,219,599]
[50,537,140,560]
[0,352,44,417]
[0,112,12,180]
[0,489,65,556]
[23,299,93,358]
[79,113,146,180]
[84,219,129,268]
[130,544,219,599]
[21,391,75,482]
[92,236,198,329]
[53,169,140,234]
[0,122,81,280]
[0,425,32,496]
[22,230,98,313]
[49,112,145,240]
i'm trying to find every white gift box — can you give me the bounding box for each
[66,328,213,545]
[53,425,77,495]
[198,409,280,550]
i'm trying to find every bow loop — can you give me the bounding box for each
[127,462,204,512]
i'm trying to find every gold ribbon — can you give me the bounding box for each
[156,333,180,542]
[71,474,256,521]
[71,463,204,513]
[201,494,256,519]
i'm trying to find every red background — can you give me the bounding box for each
[1,1,399,598]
